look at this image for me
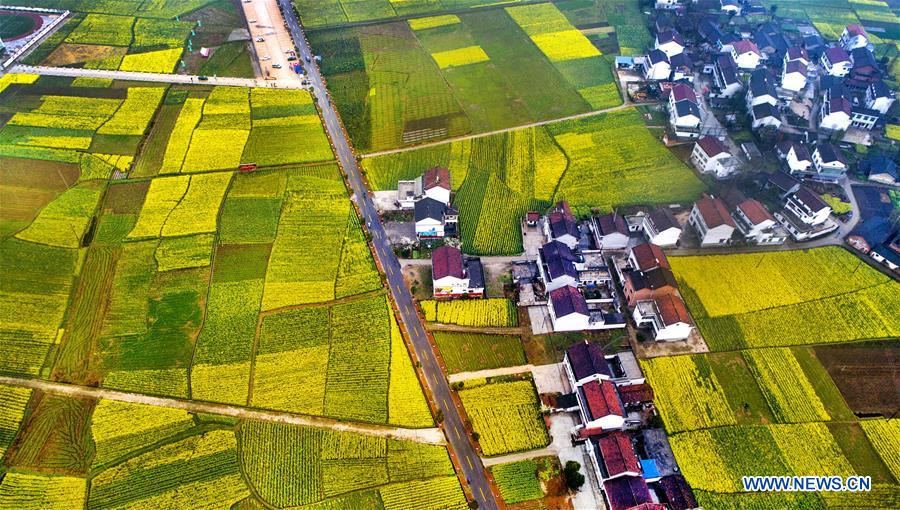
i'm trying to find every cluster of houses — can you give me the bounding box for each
[847,216,900,272]
[638,3,898,186]
[561,341,699,510]
[398,166,459,239]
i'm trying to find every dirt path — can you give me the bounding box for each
[0,375,445,445]
[361,101,656,159]
[447,365,534,383]
[427,323,529,335]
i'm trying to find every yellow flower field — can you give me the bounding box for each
[531,30,601,62]
[641,355,736,433]
[118,48,183,73]
[459,380,549,456]
[408,14,461,31]
[0,473,87,510]
[161,172,232,236]
[860,419,900,481]
[431,46,490,69]
[128,175,191,238]
[388,315,432,428]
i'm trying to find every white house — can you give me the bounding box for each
[851,107,880,131]
[655,0,681,10]
[747,68,778,108]
[866,80,895,114]
[431,245,485,299]
[785,46,809,67]
[593,213,630,250]
[655,30,685,57]
[812,143,848,181]
[819,97,852,132]
[668,83,701,138]
[730,39,762,70]
[776,187,835,241]
[751,103,782,130]
[689,196,735,246]
[398,166,451,209]
[544,201,580,249]
[548,285,591,332]
[539,240,579,292]
[643,49,671,81]
[720,0,741,15]
[641,208,681,248]
[713,53,742,97]
[821,47,851,77]
[732,198,787,245]
[781,60,808,92]
[633,295,692,341]
[691,136,739,178]
[840,24,869,52]
[564,341,613,388]
[669,52,693,82]
[414,197,457,239]
[776,141,813,174]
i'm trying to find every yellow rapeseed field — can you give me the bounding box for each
[431,46,489,69]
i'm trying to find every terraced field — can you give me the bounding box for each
[364,108,704,254]
[309,3,622,152]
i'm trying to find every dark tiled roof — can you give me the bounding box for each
[597,213,629,236]
[648,49,668,65]
[550,285,589,318]
[466,257,484,289]
[541,240,578,280]
[548,211,579,240]
[824,46,849,64]
[793,186,829,212]
[697,136,728,157]
[716,53,740,85]
[423,166,450,191]
[851,216,893,248]
[869,80,893,98]
[643,267,678,291]
[738,198,774,225]
[566,341,612,380]
[816,143,846,164]
[748,68,776,98]
[414,197,446,222]
[604,476,653,510]
[695,197,735,228]
[583,379,624,421]
[768,171,801,192]
[862,154,898,179]
[669,52,692,70]
[655,294,692,326]
[786,46,808,61]
[631,242,669,271]
[432,245,464,280]
[597,432,641,477]
[657,29,684,46]
[618,383,654,405]
[659,474,698,510]
[649,208,678,232]
[828,97,853,116]
[752,102,779,120]
[675,100,700,118]
[785,60,808,76]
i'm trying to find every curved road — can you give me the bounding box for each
[276,2,500,509]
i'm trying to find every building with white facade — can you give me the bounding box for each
[431,246,485,298]
[641,208,682,248]
[689,196,735,246]
[691,136,739,178]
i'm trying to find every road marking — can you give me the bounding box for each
[467,457,474,469]
[479,487,486,499]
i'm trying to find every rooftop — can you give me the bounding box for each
[792,186,830,212]
[414,197,449,222]
[597,213,629,236]
[654,294,692,327]
[582,379,625,421]
[550,285,589,318]
[737,198,774,225]
[669,83,696,103]
[423,166,450,191]
[604,475,653,510]
[541,240,579,280]
[597,432,641,477]
[631,242,669,272]
[695,196,735,228]
[648,208,679,232]
[566,340,612,381]
[697,136,729,157]
[824,46,849,64]
[431,245,464,280]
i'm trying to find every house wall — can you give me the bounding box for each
[551,310,591,332]
[645,62,671,81]
[599,233,629,250]
[655,322,692,341]
[546,274,579,292]
[649,227,681,247]
[819,111,851,131]
[734,52,760,70]
[701,224,734,246]
[821,56,851,77]
[424,187,451,205]
[433,275,469,298]
[786,149,812,172]
[416,218,444,238]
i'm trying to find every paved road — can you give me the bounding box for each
[241,0,302,83]
[277,1,500,508]
[0,376,445,444]
[10,64,303,88]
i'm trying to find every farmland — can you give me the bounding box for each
[21,0,250,76]
[0,388,463,508]
[422,298,518,327]
[294,0,529,28]
[815,342,900,415]
[490,457,558,505]
[458,378,549,456]
[671,248,900,350]
[364,108,703,254]
[309,2,622,152]
[434,332,527,373]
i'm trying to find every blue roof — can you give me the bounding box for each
[640,459,661,479]
[852,216,892,247]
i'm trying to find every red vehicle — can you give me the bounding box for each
[238,163,258,172]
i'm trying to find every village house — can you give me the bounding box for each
[544,201,581,249]
[667,83,701,139]
[414,197,457,239]
[548,286,591,331]
[754,23,790,63]
[577,379,627,432]
[430,245,484,299]
[655,0,681,10]
[719,0,741,15]
[633,294,693,341]
[866,80,895,114]
[593,432,642,481]
[691,136,738,178]
[564,341,613,388]
[860,154,898,185]
[655,29,685,57]
[781,60,808,93]
[811,143,848,182]
[618,243,678,306]
[840,24,869,52]
[732,198,787,245]
[713,53,742,97]
[821,47,851,77]
[775,186,837,241]
[593,213,630,250]
[776,140,813,174]
[850,106,880,131]
[849,47,881,84]
[819,77,853,133]
[602,476,655,510]
[751,102,782,130]
[730,39,762,70]
[766,170,801,198]
[669,52,693,82]
[785,46,809,67]
[643,49,671,81]
[539,240,579,292]
[689,196,735,246]
[847,217,900,272]
[397,166,451,209]
[641,208,681,248]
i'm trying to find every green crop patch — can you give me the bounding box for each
[294,0,530,27]
[434,333,526,374]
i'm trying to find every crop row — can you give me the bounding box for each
[743,348,830,423]
[422,298,518,327]
[458,380,549,456]
[860,419,900,482]
[90,400,194,467]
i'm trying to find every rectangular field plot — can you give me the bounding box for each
[293,0,529,27]
[422,298,518,327]
[671,248,900,350]
[814,342,900,416]
[363,108,703,254]
[434,332,526,374]
[310,4,621,152]
[458,378,549,456]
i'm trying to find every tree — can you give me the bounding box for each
[564,461,585,491]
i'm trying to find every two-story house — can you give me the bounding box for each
[775,186,835,240]
[821,46,851,77]
[415,197,458,239]
[398,166,452,209]
[811,143,848,182]
[731,39,762,70]
[840,24,869,52]
[632,294,693,341]
[691,136,739,178]
[641,208,682,248]
[819,77,853,132]
[643,49,671,81]
[655,29,685,57]
[431,245,485,298]
[593,213,630,250]
[866,80,895,114]
[781,60,808,93]
[713,53,742,97]
[776,140,813,174]
[539,240,580,292]
[668,83,701,138]
[689,196,735,246]
[732,198,787,245]
[545,201,580,249]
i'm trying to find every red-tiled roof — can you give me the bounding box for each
[846,24,866,37]
[732,39,760,56]
[423,166,450,190]
[824,46,849,64]
[654,294,692,327]
[669,83,696,103]
[738,198,773,225]
[696,136,729,157]
[526,211,540,222]
[618,383,654,405]
[695,196,735,228]
[432,245,464,280]
[598,432,641,477]
[631,242,669,271]
[583,380,624,421]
